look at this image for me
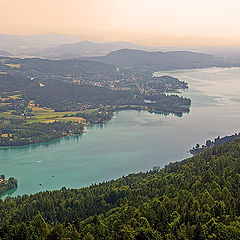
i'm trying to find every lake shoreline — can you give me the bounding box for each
[0,106,191,148]
[1,67,240,198]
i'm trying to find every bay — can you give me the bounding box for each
[1,67,240,198]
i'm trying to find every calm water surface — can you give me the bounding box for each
[1,67,240,198]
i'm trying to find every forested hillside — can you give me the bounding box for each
[1,139,240,239]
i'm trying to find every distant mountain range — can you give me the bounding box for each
[0,34,157,58]
[0,33,80,55]
[0,33,240,69]
[35,40,158,59]
[81,49,235,71]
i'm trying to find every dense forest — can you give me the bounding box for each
[1,139,240,239]
[0,175,18,195]
[0,119,84,146]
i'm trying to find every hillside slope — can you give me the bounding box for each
[1,139,240,239]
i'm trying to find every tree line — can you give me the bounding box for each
[0,119,84,146]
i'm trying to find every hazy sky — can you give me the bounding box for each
[1,0,240,46]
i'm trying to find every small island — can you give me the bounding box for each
[0,175,18,195]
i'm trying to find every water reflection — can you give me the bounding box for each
[1,67,240,198]
[0,134,84,152]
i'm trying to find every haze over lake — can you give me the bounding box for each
[1,67,240,198]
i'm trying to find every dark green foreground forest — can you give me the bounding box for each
[1,139,240,239]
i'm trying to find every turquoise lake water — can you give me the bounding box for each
[1,67,240,198]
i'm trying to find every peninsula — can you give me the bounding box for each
[0,175,18,195]
[190,132,240,155]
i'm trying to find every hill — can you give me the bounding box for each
[34,41,158,59]
[0,35,157,58]
[83,49,234,71]
[0,57,116,75]
[1,139,240,239]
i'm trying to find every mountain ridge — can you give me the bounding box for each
[81,48,231,70]
[32,40,158,59]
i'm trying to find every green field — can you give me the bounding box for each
[27,110,83,123]
[0,103,97,124]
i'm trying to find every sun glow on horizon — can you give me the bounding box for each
[0,0,240,46]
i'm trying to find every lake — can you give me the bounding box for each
[1,67,240,198]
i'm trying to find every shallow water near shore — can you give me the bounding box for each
[1,67,240,198]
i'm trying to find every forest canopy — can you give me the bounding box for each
[1,139,240,239]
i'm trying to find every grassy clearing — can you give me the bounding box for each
[0,111,17,118]
[26,110,81,123]
[28,103,99,123]
[0,98,99,124]
[1,93,21,102]
[41,117,84,123]
[0,108,80,123]
[0,102,11,106]
[9,94,21,100]
[56,117,84,122]
[42,119,58,123]
[5,64,21,69]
